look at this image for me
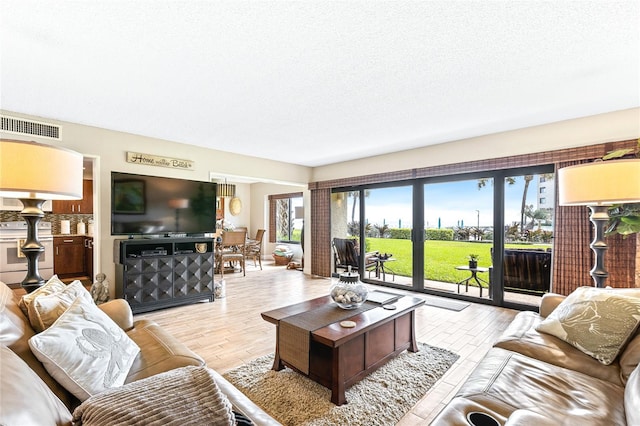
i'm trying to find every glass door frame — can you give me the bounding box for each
[417,171,496,302]
[331,163,555,309]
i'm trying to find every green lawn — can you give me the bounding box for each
[366,238,549,283]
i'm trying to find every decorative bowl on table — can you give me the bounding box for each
[330,267,368,309]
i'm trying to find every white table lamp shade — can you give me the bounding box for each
[558,159,640,206]
[1,140,84,292]
[0,140,83,200]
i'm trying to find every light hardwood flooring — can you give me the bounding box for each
[135,261,518,424]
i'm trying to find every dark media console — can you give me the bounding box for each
[114,237,215,313]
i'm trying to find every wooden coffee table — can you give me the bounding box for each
[261,295,425,405]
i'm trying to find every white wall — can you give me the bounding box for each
[311,108,640,181]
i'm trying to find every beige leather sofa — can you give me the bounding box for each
[432,289,640,425]
[0,280,280,426]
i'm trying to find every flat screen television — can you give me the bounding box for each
[111,171,217,236]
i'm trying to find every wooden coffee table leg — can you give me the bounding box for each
[272,324,285,371]
[408,311,419,353]
[331,346,347,405]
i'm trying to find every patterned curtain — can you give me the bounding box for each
[552,159,592,295]
[310,188,331,277]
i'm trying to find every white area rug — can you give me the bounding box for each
[223,343,459,426]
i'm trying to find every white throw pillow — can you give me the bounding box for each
[27,280,93,333]
[536,286,640,365]
[0,344,73,426]
[29,296,140,401]
[19,275,67,316]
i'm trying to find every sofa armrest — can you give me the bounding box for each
[97,299,134,331]
[208,368,282,426]
[539,293,565,318]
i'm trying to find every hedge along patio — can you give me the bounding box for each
[365,238,548,284]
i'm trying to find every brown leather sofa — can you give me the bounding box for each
[431,289,640,425]
[0,280,280,426]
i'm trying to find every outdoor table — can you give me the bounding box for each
[370,256,396,281]
[455,265,490,297]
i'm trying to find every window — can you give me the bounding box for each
[540,187,546,193]
[269,192,303,243]
[540,197,547,204]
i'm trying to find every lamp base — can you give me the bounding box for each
[19,198,46,293]
[588,205,609,288]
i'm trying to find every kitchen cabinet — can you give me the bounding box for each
[54,236,85,278]
[53,180,93,214]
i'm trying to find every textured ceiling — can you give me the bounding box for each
[1,1,639,167]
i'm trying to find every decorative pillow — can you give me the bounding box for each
[536,286,640,365]
[27,280,92,333]
[18,274,67,316]
[0,345,72,426]
[28,296,140,401]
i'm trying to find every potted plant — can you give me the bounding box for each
[603,139,640,237]
[468,254,479,269]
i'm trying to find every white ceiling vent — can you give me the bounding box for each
[1,115,61,140]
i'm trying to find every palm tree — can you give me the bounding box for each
[524,205,549,230]
[477,177,515,189]
[276,199,290,241]
[373,223,390,238]
[347,221,372,237]
[479,175,552,235]
[348,190,371,223]
[519,175,534,234]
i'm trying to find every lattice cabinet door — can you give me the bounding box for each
[122,257,174,307]
[174,253,215,298]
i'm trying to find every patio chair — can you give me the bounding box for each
[332,238,377,274]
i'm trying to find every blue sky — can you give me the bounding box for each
[352,176,547,229]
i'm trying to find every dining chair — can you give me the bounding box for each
[245,229,265,269]
[217,230,247,278]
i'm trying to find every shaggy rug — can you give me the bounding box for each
[223,343,459,426]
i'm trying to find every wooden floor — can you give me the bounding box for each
[136,261,518,424]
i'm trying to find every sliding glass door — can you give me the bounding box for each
[364,185,413,287]
[329,165,555,307]
[423,177,494,300]
[502,171,555,307]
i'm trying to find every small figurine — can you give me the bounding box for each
[90,273,110,305]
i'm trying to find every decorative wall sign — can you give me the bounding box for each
[126,152,194,170]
